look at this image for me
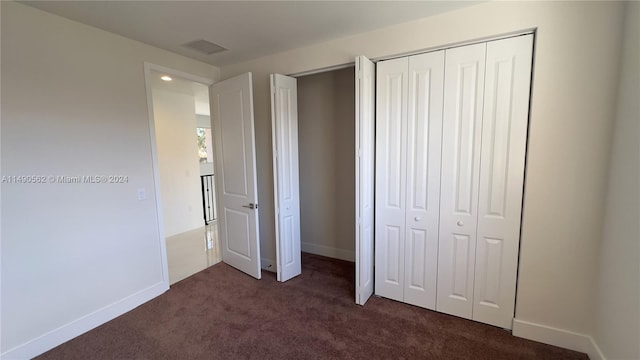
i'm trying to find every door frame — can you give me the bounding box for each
[143,62,215,288]
[278,64,370,303]
[367,29,535,63]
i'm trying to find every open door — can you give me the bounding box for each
[355,56,375,305]
[210,73,262,279]
[270,74,302,282]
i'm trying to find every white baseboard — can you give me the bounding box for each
[513,318,606,360]
[302,242,355,262]
[261,258,276,272]
[1,281,169,360]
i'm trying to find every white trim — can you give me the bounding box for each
[0,0,3,350]
[261,258,276,273]
[142,62,216,290]
[286,30,535,80]
[290,62,355,78]
[372,29,536,63]
[512,318,606,360]
[143,62,170,289]
[302,242,355,262]
[143,62,214,86]
[0,282,168,360]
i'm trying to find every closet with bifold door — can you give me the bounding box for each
[375,50,445,310]
[375,34,533,329]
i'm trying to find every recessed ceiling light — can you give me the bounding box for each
[160,75,172,81]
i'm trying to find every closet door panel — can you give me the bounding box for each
[473,35,533,329]
[403,51,445,310]
[355,56,376,305]
[437,43,486,319]
[270,74,302,282]
[375,57,408,301]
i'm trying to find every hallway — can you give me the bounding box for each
[166,222,221,285]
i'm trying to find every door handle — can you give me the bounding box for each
[242,203,258,210]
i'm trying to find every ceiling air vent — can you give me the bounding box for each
[182,39,227,55]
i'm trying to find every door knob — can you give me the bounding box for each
[457,220,464,226]
[414,216,421,221]
[242,203,258,210]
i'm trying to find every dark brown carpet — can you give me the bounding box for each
[37,253,587,360]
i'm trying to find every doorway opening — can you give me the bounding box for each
[296,66,357,299]
[146,67,221,285]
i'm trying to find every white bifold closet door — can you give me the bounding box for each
[375,55,408,303]
[355,56,376,305]
[436,42,487,318]
[437,35,533,329]
[270,74,302,282]
[375,51,445,309]
[472,35,533,328]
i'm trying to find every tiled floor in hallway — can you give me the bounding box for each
[166,222,221,285]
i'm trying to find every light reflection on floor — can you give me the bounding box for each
[166,222,221,285]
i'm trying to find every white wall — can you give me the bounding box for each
[152,88,205,237]
[221,2,625,357]
[0,2,219,357]
[595,2,640,359]
[298,67,356,261]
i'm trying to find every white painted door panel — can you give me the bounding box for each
[375,57,408,302]
[270,74,302,282]
[355,56,375,305]
[473,35,533,329]
[437,43,486,319]
[210,73,261,279]
[403,51,445,310]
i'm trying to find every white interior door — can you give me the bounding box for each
[270,74,302,282]
[355,56,375,305]
[403,51,445,310]
[436,43,486,319]
[210,72,261,279]
[473,35,533,329]
[375,57,408,302]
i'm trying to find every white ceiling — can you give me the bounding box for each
[22,1,481,67]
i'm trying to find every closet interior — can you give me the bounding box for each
[274,67,357,287]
